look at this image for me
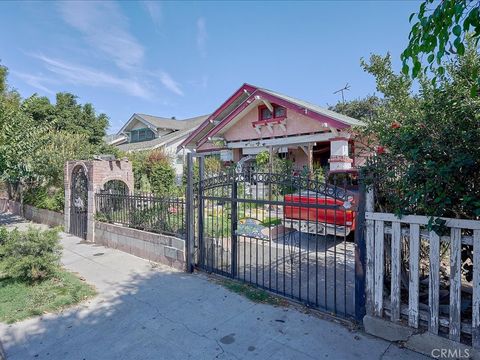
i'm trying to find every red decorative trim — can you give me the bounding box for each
[331,137,350,141]
[257,104,287,122]
[252,117,286,127]
[328,156,353,163]
[197,89,351,149]
[178,83,257,150]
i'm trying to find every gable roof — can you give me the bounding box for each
[179,83,363,150]
[118,113,209,135]
[116,114,210,152]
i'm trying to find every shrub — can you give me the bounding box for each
[149,161,175,196]
[24,186,64,212]
[0,227,62,282]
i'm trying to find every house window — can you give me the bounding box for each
[129,128,155,143]
[260,107,272,120]
[259,105,286,121]
[274,106,286,118]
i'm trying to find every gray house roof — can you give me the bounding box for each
[116,114,210,152]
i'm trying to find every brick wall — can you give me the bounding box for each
[94,221,185,271]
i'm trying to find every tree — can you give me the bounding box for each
[0,62,115,212]
[329,95,382,122]
[402,0,480,88]
[359,43,480,220]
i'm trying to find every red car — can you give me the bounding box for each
[283,190,356,237]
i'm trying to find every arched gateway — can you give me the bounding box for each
[64,157,133,241]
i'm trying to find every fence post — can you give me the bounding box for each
[198,156,204,268]
[186,153,195,273]
[231,170,238,278]
[354,179,367,322]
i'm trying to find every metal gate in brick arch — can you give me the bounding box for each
[185,154,368,321]
[70,165,88,240]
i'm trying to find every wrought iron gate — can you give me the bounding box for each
[191,157,362,319]
[70,165,88,239]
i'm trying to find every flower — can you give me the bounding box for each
[376,146,385,154]
[391,121,401,129]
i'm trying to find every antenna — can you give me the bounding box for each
[333,83,351,104]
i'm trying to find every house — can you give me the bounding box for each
[108,113,210,178]
[178,84,364,174]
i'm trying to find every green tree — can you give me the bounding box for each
[0,62,114,212]
[402,0,480,86]
[329,95,382,122]
[359,44,480,220]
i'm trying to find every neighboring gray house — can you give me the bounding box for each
[107,113,209,179]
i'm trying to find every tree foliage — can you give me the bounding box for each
[0,62,114,211]
[402,0,480,88]
[127,149,177,196]
[329,95,382,122]
[359,44,480,220]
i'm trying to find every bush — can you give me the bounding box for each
[24,186,64,212]
[0,227,62,282]
[149,161,175,196]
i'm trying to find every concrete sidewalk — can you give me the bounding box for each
[0,216,429,359]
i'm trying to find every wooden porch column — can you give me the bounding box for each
[307,143,313,174]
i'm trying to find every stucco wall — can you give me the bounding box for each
[95,221,185,271]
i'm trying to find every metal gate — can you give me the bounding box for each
[70,165,88,239]
[190,156,363,320]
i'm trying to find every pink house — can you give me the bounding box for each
[179,83,364,174]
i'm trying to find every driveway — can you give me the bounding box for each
[0,214,428,359]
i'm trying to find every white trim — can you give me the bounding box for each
[226,131,346,149]
[118,114,159,135]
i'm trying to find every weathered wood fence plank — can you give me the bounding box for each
[374,220,384,317]
[449,228,462,342]
[366,218,375,315]
[408,223,420,328]
[390,221,401,322]
[473,230,480,349]
[429,231,440,335]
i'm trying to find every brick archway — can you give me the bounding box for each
[64,158,134,241]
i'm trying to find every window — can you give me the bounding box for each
[259,104,286,121]
[129,128,155,143]
[260,107,272,120]
[274,106,286,118]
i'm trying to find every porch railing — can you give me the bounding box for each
[95,192,186,238]
[365,210,480,348]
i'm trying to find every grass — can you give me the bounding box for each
[218,279,288,307]
[0,270,96,324]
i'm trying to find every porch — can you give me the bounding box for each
[221,131,356,174]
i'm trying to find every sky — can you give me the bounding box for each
[0,1,421,133]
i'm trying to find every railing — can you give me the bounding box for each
[365,211,480,348]
[95,192,186,238]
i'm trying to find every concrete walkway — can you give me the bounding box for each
[0,215,429,359]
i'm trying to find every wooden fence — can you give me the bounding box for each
[365,210,480,348]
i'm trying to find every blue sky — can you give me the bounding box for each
[0,1,420,133]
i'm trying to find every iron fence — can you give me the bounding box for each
[193,164,359,319]
[95,192,186,238]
